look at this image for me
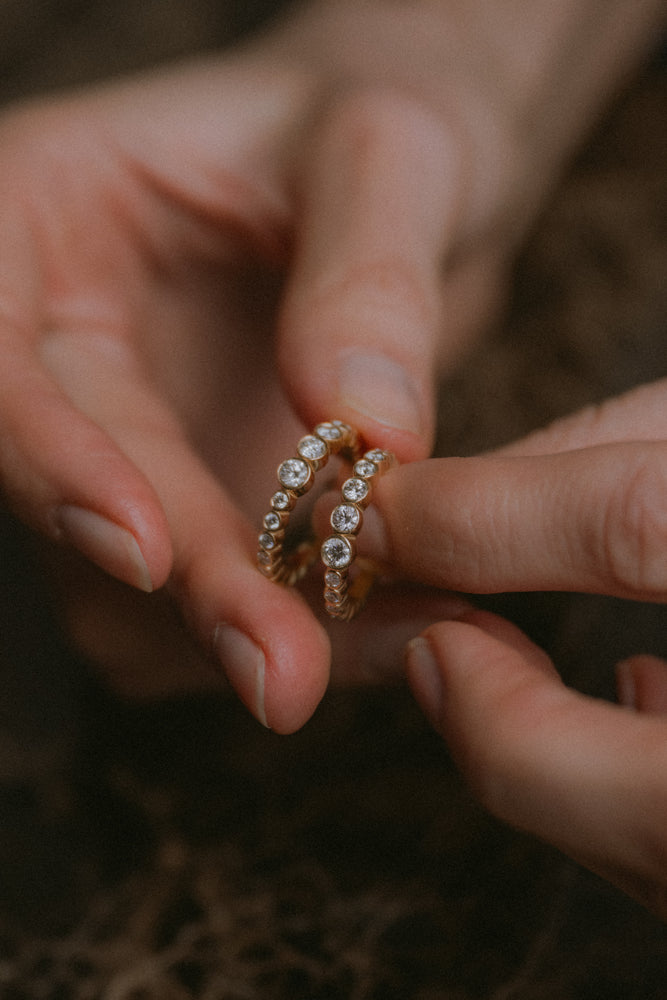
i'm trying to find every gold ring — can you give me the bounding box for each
[321,448,397,620]
[257,421,362,586]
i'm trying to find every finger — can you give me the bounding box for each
[279,90,484,462]
[617,655,667,715]
[497,378,667,457]
[361,441,667,602]
[406,612,667,916]
[0,331,173,592]
[42,330,330,733]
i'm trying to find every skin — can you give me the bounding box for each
[0,0,665,907]
[359,379,667,916]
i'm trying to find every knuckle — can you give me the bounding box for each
[600,452,667,598]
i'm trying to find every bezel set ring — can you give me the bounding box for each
[257,421,397,619]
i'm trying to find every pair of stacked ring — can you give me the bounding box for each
[257,422,397,619]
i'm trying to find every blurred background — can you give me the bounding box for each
[1,3,666,997]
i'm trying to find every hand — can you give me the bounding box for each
[0,0,660,729]
[361,378,667,914]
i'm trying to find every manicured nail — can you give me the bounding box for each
[615,659,637,710]
[57,505,153,592]
[339,352,423,437]
[214,624,268,728]
[405,636,444,730]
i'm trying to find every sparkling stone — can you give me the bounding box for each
[342,477,369,503]
[263,512,281,532]
[325,589,342,605]
[325,570,343,588]
[298,435,328,461]
[271,491,291,511]
[365,449,389,463]
[259,532,276,550]
[278,458,310,490]
[331,504,361,534]
[315,422,342,441]
[354,459,378,479]
[321,536,353,570]
[257,550,272,566]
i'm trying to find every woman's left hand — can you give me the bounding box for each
[360,378,667,915]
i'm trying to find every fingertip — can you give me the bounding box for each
[263,608,331,733]
[212,575,331,735]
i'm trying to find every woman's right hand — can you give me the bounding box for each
[0,0,661,729]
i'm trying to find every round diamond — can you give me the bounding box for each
[263,512,281,532]
[315,422,342,442]
[325,589,342,606]
[331,504,361,534]
[342,478,369,503]
[325,570,343,588]
[298,435,328,461]
[321,536,353,570]
[257,550,272,567]
[365,449,389,463]
[342,477,369,503]
[259,532,276,550]
[271,491,291,511]
[354,459,378,479]
[278,458,310,490]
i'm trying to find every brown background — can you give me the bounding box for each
[1,2,666,997]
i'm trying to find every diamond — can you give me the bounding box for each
[257,550,272,566]
[325,571,343,588]
[354,459,378,479]
[259,532,276,550]
[263,512,281,532]
[298,435,328,461]
[271,491,291,511]
[321,536,353,570]
[331,504,361,534]
[325,589,342,605]
[278,458,310,490]
[365,449,388,463]
[342,477,369,503]
[315,422,342,441]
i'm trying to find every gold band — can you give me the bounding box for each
[257,421,361,586]
[321,448,397,620]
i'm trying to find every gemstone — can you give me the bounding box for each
[259,532,276,550]
[263,512,281,532]
[365,449,389,463]
[257,550,272,566]
[342,477,369,503]
[298,435,328,461]
[331,504,361,534]
[315,422,342,441]
[321,536,353,570]
[271,491,291,511]
[354,459,378,479]
[278,458,310,490]
[325,571,343,588]
[325,589,342,605]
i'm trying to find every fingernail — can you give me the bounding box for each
[405,636,444,730]
[214,624,268,728]
[616,659,637,710]
[57,505,153,592]
[339,352,423,437]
